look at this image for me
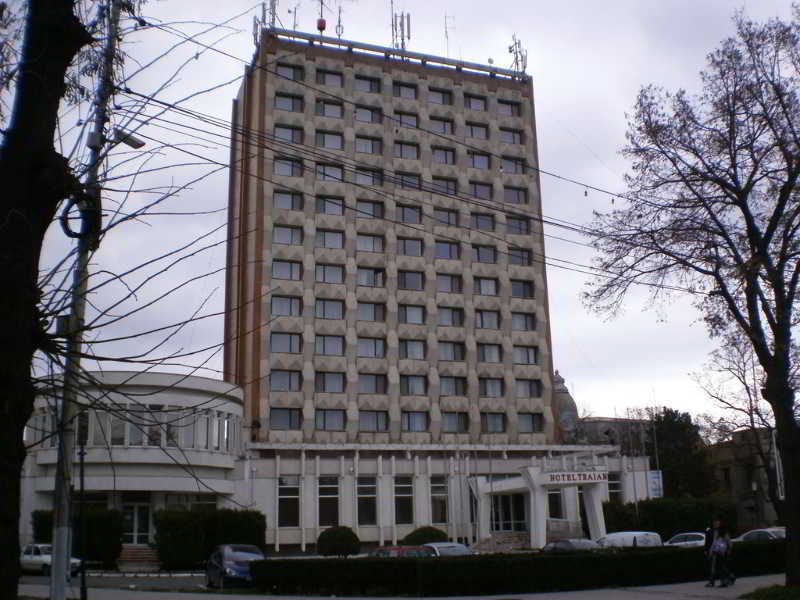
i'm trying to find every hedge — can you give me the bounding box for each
[31,509,122,567]
[251,540,785,596]
[604,497,738,540]
[402,526,448,545]
[317,526,360,557]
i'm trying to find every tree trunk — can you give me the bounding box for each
[774,406,800,587]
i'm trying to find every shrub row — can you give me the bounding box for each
[31,509,123,567]
[603,497,738,540]
[251,541,785,596]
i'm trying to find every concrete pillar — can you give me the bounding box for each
[583,484,606,540]
[529,486,548,548]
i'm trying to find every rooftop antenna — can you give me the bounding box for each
[252,1,266,45]
[288,1,300,30]
[391,1,410,51]
[269,0,277,27]
[335,4,344,38]
[444,14,454,58]
[508,33,527,78]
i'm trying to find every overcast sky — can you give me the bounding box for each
[41,0,795,419]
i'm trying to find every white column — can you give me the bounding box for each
[529,486,548,549]
[583,484,606,540]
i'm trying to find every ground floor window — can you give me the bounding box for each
[278,476,300,527]
[608,472,623,503]
[491,493,527,532]
[318,477,339,526]
[431,475,448,523]
[395,476,413,524]
[357,477,377,525]
[548,488,564,519]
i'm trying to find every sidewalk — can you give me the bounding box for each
[18,573,785,600]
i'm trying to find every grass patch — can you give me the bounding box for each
[741,585,800,600]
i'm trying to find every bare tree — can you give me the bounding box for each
[585,11,800,585]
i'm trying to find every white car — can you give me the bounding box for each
[423,542,473,556]
[595,531,662,548]
[664,532,706,548]
[20,544,81,576]
[732,527,786,543]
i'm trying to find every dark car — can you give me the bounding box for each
[542,538,600,553]
[205,544,265,588]
[370,545,434,557]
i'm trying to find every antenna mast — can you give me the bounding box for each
[392,7,410,50]
[444,14,454,58]
[508,33,528,78]
[288,1,300,30]
[336,5,344,38]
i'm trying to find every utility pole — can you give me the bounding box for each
[50,2,120,599]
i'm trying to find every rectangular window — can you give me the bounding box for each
[432,147,455,164]
[474,277,498,296]
[608,472,623,503]
[507,216,530,234]
[275,125,303,143]
[316,263,344,283]
[318,476,339,527]
[315,334,344,355]
[481,412,506,433]
[315,229,344,249]
[396,111,418,129]
[393,81,417,99]
[399,339,426,360]
[316,69,343,87]
[355,136,382,154]
[269,371,302,392]
[472,245,497,263]
[355,75,381,93]
[315,409,345,431]
[509,248,532,266]
[357,301,385,322]
[359,410,389,431]
[548,489,564,519]
[438,306,464,326]
[316,130,344,150]
[433,209,458,226]
[398,304,425,324]
[398,205,422,224]
[357,267,385,287]
[394,141,419,160]
[271,407,302,429]
[315,372,346,393]
[518,412,544,433]
[271,295,302,316]
[357,337,386,358]
[354,168,383,186]
[500,128,523,144]
[437,273,462,293]
[274,191,303,210]
[465,94,487,111]
[432,177,457,195]
[466,122,488,139]
[468,151,491,169]
[275,93,303,112]
[359,374,388,394]
[273,225,302,245]
[430,117,454,134]
[271,332,302,353]
[511,279,534,298]
[504,186,528,204]
[274,157,303,176]
[475,309,500,329]
[276,63,303,81]
[400,376,427,396]
[471,213,495,231]
[395,476,414,525]
[503,156,525,174]
[516,378,542,398]
[442,410,469,431]
[355,105,382,123]
[398,238,423,256]
[278,475,300,527]
[429,88,453,105]
[357,233,384,252]
[512,312,536,331]
[478,343,502,363]
[357,477,377,525]
[316,163,344,182]
[356,200,384,218]
[398,270,425,290]
[439,341,465,361]
[513,345,538,364]
[316,196,344,215]
[498,99,522,116]
[315,99,343,118]
[440,377,468,397]
[401,410,428,430]
[469,181,492,200]
[396,172,421,189]
[479,378,504,397]
[430,475,448,523]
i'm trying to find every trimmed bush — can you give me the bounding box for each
[402,526,448,545]
[72,509,123,567]
[31,510,53,544]
[603,497,737,540]
[316,526,360,557]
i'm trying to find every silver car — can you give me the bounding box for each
[542,538,600,552]
[664,532,706,548]
[732,527,786,543]
[20,544,81,576]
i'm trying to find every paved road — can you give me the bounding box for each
[18,573,787,599]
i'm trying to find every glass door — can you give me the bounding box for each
[122,504,151,544]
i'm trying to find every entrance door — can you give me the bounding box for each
[122,504,151,545]
[490,494,527,532]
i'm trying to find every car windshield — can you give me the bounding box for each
[225,545,263,559]
[771,529,786,539]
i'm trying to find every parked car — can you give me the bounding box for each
[664,532,706,548]
[595,531,662,548]
[423,542,473,556]
[370,545,434,557]
[205,544,265,588]
[732,527,786,543]
[20,544,81,577]
[542,538,600,553]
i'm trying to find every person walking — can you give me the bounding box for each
[704,519,735,587]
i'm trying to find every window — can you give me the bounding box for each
[469,181,492,200]
[315,372,346,393]
[276,63,303,80]
[315,229,344,249]
[359,410,388,431]
[275,93,303,112]
[398,205,422,224]
[274,157,303,176]
[439,341,465,361]
[396,111,418,129]
[429,88,452,105]
[608,472,622,503]
[442,411,469,432]
[399,339,426,360]
[474,277,498,296]
[513,345,538,364]
[465,94,487,111]
[318,476,339,527]
[433,209,458,226]
[548,489,564,519]
[432,177,458,195]
[437,273,462,293]
[438,306,464,326]
[518,412,544,433]
[479,378,504,397]
[357,301,385,321]
[274,191,303,210]
[271,332,301,353]
[466,122,488,139]
[507,216,530,234]
[272,295,301,316]
[316,263,344,283]
[272,260,302,280]
[401,410,428,430]
[478,343,502,363]
[355,75,380,93]
[502,156,525,174]
[316,69,343,87]
[316,196,344,215]
[316,130,343,150]
[316,99,343,118]
[275,125,303,143]
[515,378,542,398]
[355,136,382,154]
[432,147,455,164]
[271,407,302,429]
[398,304,425,324]
[509,248,532,265]
[357,337,386,358]
[273,225,302,245]
[315,409,345,430]
[511,279,534,298]
[468,151,490,169]
[315,335,344,356]
[504,186,528,204]
[269,370,301,392]
[472,245,497,263]
[431,475,448,523]
[500,128,523,144]
[393,81,417,99]
[396,172,421,189]
[400,376,427,396]
[278,476,300,527]
[314,299,343,320]
[430,117,454,134]
[316,163,343,182]
[357,476,377,525]
[394,141,419,160]
[357,233,384,252]
[354,168,383,186]
[475,309,500,329]
[357,267,385,287]
[498,99,522,116]
[356,200,384,218]
[511,313,536,331]
[355,105,382,123]
[359,374,388,394]
[398,270,424,290]
[398,238,423,256]
[481,412,506,433]
[440,377,468,397]
[395,476,414,524]
[470,213,494,231]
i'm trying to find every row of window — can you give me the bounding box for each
[269,370,542,398]
[271,407,544,433]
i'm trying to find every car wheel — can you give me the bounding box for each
[42,565,50,576]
